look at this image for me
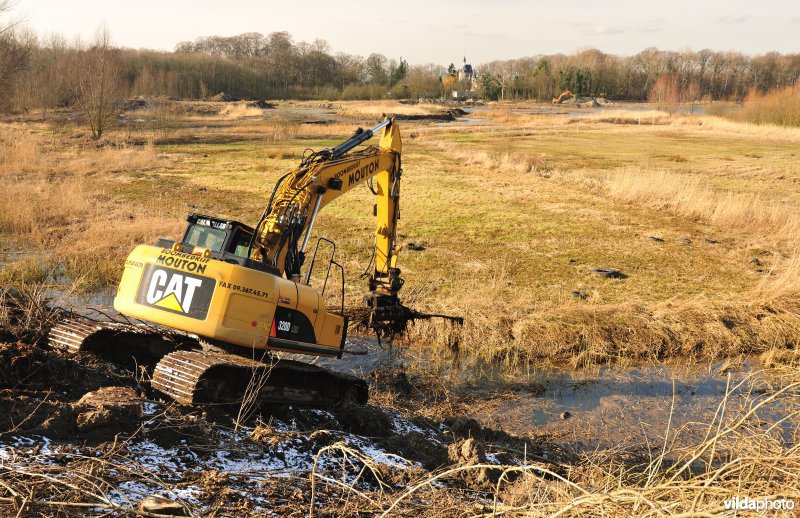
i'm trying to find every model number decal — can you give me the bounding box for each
[277,321,291,332]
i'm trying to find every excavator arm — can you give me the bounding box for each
[249,118,404,311]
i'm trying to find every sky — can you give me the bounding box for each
[9,0,800,65]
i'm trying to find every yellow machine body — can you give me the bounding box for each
[113,118,404,358]
[114,244,345,356]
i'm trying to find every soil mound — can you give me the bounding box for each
[74,386,143,437]
[207,92,238,102]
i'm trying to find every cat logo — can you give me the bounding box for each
[135,264,215,319]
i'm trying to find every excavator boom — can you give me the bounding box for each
[250,118,403,298]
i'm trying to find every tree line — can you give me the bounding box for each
[479,48,800,102]
[1,12,799,114]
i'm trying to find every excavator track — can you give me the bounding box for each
[48,317,184,362]
[153,350,368,406]
[49,317,368,407]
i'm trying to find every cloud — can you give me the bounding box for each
[718,15,750,24]
[592,25,624,35]
[464,31,505,39]
[573,19,663,36]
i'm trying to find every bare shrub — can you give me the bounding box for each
[151,101,185,140]
[0,0,29,110]
[0,281,62,344]
[736,84,800,127]
[73,25,122,139]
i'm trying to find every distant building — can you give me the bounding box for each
[452,57,479,99]
[458,57,476,83]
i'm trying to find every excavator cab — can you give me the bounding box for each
[152,214,280,275]
[181,214,254,258]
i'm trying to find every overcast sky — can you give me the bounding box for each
[10,0,800,65]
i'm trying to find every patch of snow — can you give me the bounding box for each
[142,401,160,416]
[485,453,501,464]
[167,485,203,507]
[106,480,152,506]
[343,435,418,469]
[125,440,194,473]
[390,414,440,442]
[0,435,59,463]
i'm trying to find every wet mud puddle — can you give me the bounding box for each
[466,361,798,451]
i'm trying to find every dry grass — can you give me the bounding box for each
[405,293,800,372]
[339,101,452,117]
[4,102,800,368]
[0,123,179,287]
[754,252,800,301]
[606,168,800,241]
[435,141,552,175]
[472,105,541,124]
[680,115,800,143]
[4,99,800,514]
[734,85,800,127]
[219,102,265,119]
[307,375,800,516]
[579,108,673,125]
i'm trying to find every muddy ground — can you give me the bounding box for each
[0,323,575,516]
[2,305,797,516]
[0,281,798,516]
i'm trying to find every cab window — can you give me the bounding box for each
[184,224,227,251]
[232,229,253,258]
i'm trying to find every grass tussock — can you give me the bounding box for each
[580,109,673,125]
[69,143,165,174]
[436,141,552,175]
[407,294,800,371]
[753,251,800,301]
[473,106,540,125]
[219,102,265,119]
[678,114,800,142]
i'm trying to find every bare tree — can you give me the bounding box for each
[75,24,121,139]
[0,0,29,108]
[648,74,680,112]
[365,53,388,84]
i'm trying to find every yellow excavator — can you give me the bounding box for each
[49,118,459,407]
[552,89,575,104]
